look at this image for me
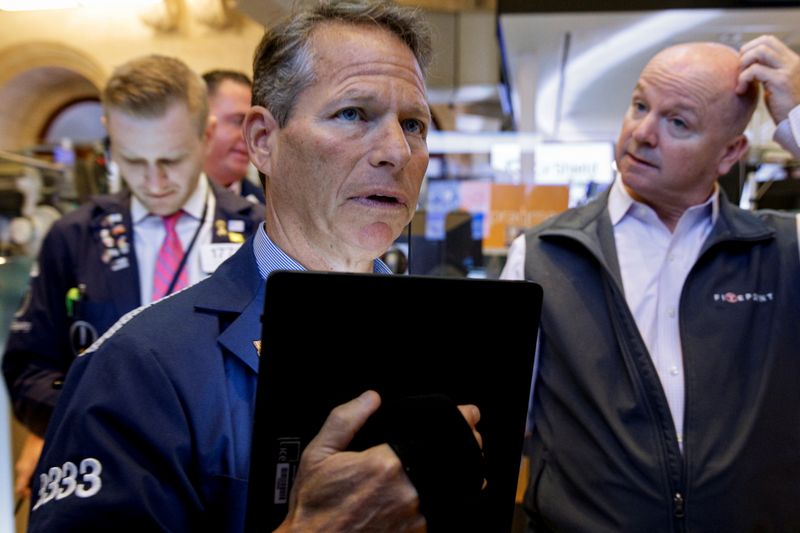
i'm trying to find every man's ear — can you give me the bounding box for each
[204,115,217,145]
[244,106,278,178]
[717,134,749,176]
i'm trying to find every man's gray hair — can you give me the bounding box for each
[251,0,432,127]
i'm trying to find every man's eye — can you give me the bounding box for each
[336,108,361,121]
[401,119,424,134]
[225,115,245,127]
[633,101,646,113]
[671,118,687,129]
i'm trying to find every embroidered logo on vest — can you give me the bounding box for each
[713,292,773,304]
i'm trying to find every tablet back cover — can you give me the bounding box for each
[247,271,541,532]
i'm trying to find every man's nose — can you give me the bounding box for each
[144,163,168,189]
[632,113,658,146]
[369,119,412,170]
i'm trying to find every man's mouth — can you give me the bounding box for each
[351,193,406,208]
[148,191,174,199]
[627,152,658,168]
[367,194,400,204]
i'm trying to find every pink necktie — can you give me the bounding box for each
[151,211,189,301]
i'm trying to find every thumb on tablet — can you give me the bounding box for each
[303,390,381,462]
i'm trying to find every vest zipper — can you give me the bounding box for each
[674,492,685,519]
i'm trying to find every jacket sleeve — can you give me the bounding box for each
[2,223,77,436]
[27,333,201,532]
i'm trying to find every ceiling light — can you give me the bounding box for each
[78,0,162,7]
[0,0,80,10]
[0,0,161,10]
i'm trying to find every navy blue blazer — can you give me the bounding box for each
[2,181,264,436]
[240,177,266,204]
[27,237,264,532]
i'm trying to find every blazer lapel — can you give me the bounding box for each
[209,181,263,244]
[91,192,142,315]
[194,238,265,374]
[216,281,264,374]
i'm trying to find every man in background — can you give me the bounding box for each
[202,69,266,203]
[3,54,264,503]
[503,38,800,531]
[26,1,482,531]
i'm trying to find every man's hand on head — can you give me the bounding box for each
[738,35,800,124]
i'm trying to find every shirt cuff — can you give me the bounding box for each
[773,105,800,159]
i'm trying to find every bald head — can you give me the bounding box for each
[644,42,758,137]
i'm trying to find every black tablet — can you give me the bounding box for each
[246,270,542,532]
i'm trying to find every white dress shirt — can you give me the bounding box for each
[502,178,718,448]
[227,179,242,196]
[773,104,800,159]
[131,175,215,305]
[608,178,717,447]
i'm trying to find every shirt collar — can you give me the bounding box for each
[252,223,392,280]
[607,177,635,226]
[227,179,242,196]
[130,173,209,223]
[608,176,719,227]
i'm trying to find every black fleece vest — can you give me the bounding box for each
[523,192,800,532]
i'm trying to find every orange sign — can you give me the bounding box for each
[424,181,569,253]
[485,184,569,252]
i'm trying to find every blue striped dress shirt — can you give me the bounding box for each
[252,223,392,278]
